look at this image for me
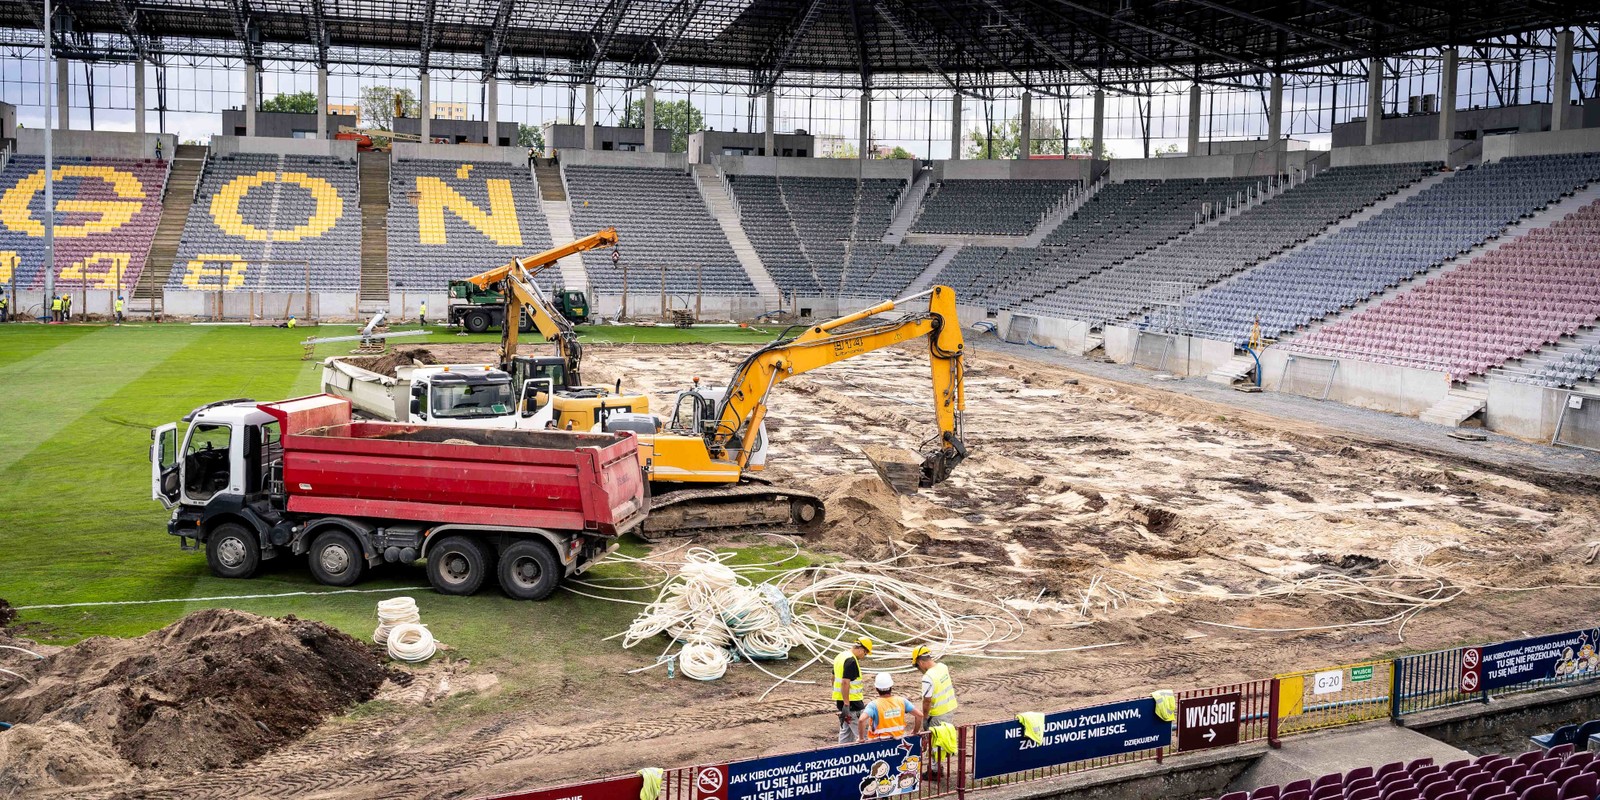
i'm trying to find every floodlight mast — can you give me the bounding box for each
[41,0,54,321]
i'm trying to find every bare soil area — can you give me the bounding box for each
[12,341,1600,799]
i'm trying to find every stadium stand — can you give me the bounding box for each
[1290,198,1600,378]
[840,243,942,298]
[0,155,168,292]
[564,164,755,295]
[1506,343,1600,389]
[1201,747,1600,800]
[1150,154,1600,345]
[726,174,904,295]
[385,158,555,291]
[168,152,360,292]
[1018,164,1437,327]
[946,176,1263,311]
[910,178,1078,235]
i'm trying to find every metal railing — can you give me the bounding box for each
[1277,660,1394,735]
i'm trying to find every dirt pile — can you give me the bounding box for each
[0,609,385,794]
[348,346,440,377]
[0,598,14,628]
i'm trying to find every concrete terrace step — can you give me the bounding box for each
[542,199,588,290]
[692,163,780,307]
[133,150,208,300]
[357,152,390,304]
[534,159,567,201]
[882,170,930,245]
[907,244,960,294]
[1206,354,1259,386]
[1420,388,1488,427]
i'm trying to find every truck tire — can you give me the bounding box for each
[427,536,489,595]
[497,540,561,601]
[463,310,491,334]
[307,529,365,587]
[517,311,534,333]
[206,523,261,579]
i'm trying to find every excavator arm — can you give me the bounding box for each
[462,228,619,382]
[706,285,967,487]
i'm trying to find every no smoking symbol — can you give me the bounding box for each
[697,767,724,795]
[1463,649,1480,669]
[1461,671,1480,691]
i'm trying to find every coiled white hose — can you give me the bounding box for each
[373,596,421,645]
[677,642,729,681]
[385,622,438,663]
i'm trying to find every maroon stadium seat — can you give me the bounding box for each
[1379,763,1407,779]
[1427,779,1465,800]
[1314,773,1344,790]
[1546,766,1578,787]
[1515,752,1545,768]
[1348,767,1376,783]
[1282,791,1311,800]
[1467,781,1507,800]
[1250,787,1281,800]
[1220,792,1249,800]
[1435,792,1467,800]
[1509,774,1546,795]
[1515,782,1556,800]
[1531,759,1562,777]
[1408,759,1437,774]
[1445,760,1473,776]
[1562,752,1595,770]
[1285,780,1313,795]
[1495,764,1529,784]
[1310,785,1341,800]
[1348,786,1381,800]
[1557,772,1597,799]
[1547,744,1574,759]
[1383,788,1420,800]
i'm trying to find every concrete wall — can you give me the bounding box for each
[1329,139,1453,168]
[714,155,914,180]
[1258,349,1451,415]
[588,292,770,321]
[0,101,15,139]
[18,129,177,159]
[557,148,688,171]
[934,158,1094,182]
[391,117,517,147]
[1110,150,1315,181]
[210,135,357,160]
[161,289,358,321]
[1481,127,1600,160]
[1484,379,1566,441]
[690,131,816,162]
[220,109,356,139]
[544,123,672,154]
[1194,138,1312,155]
[1331,103,1584,148]
[391,142,526,165]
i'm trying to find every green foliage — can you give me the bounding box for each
[886,146,915,160]
[965,115,1068,159]
[259,91,318,114]
[358,86,418,132]
[620,98,705,152]
[830,142,859,159]
[518,123,545,153]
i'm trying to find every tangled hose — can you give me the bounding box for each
[373,596,421,645]
[386,623,438,663]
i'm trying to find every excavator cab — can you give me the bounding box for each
[510,355,572,392]
[668,383,716,438]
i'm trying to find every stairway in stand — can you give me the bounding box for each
[533,159,567,201]
[132,144,208,305]
[358,152,391,310]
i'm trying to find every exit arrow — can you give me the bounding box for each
[1204,729,1217,742]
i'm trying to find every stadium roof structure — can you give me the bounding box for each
[3,0,1599,92]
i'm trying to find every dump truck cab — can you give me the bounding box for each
[151,400,278,512]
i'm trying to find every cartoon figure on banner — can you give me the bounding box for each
[857,741,921,800]
[1552,631,1600,677]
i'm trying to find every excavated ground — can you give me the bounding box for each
[9,340,1600,799]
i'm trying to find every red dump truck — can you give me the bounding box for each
[150,394,648,600]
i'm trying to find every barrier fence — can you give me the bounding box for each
[480,625,1600,800]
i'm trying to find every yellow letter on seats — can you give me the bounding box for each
[414,176,521,246]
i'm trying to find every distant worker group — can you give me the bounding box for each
[834,639,959,744]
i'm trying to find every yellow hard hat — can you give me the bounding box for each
[855,637,874,654]
[911,646,933,664]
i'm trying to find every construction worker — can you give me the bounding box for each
[912,646,959,727]
[858,673,921,742]
[155,139,164,161]
[833,637,872,743]
[0,291,9,323]
[61,294,71,322]
[418,300,427,326]
[114,296,124,325]
[50,294,63,323]
[286,315,297,329]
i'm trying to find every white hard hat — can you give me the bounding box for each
[874,672,894,691]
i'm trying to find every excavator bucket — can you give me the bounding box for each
[860,444,926,495]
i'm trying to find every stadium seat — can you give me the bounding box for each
[1435,791,1467,800]
[0,155,169,291]
[1510,774,1546,795]
[1468,781,1507,800]
[1546,767,1578,787]
[1514,783,1556,800]
[1285,779,1313,794]
[386,158,555,291]
[1563,752,1594,770]
[1532,725,1581,750]
[1220,792,1249,800]
[1556,771,1596,798]
[911,179,1079,236]
[1496,764,1529,784]
[1349,787,1381,800]
[1566,723,1600,753]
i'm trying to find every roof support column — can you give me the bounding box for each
[57,56,70,130]
[951,93,962,160]
[643,84,656,153]
[584,83,597,149]
[134,60,147,135]
[764,90,776,157]
[1186,83,1201,155]
[1267,72,1283,151]
[419,71,431,142]
[859,89,871,159]
[1018,91,1032,159]
[1438,47,1458,141]
[1091,88,1104,160]
[485,77,499,143]
[316,66,328,139]
[243,61,256,136]
[1552,29,1574,131]
[1365,56,1383,146]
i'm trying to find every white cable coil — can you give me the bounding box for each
[373,596,421,645]
[385,622,438,663]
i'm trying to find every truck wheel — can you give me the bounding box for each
[497,540,561,601]
[517,312,534,333]
[206,523,261,579]
[463,310,491,334]
[427,536,489,596]
[307,529,365,587]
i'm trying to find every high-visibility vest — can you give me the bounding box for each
[865,696,907,740]
[51,298,62,311]
[287,318,297,328]
[419,302,426,315]
[925,663,958,717]
[115,299,124,312]
[832,652,863,702]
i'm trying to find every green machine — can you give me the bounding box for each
[447,279,590,333]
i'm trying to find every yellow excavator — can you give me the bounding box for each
[462,229,650,430]
[611,285,969,538]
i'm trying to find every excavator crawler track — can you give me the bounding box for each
[639,482,825,540]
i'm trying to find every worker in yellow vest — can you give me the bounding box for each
[114,296,124,326]
[912,646,959,726]
[833,637,872,743]
[418,301,427,326]
[859,673,921,742]
[50,295,63,323]
[286,315,297,329]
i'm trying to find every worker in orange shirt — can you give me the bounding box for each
[859,673,922,741]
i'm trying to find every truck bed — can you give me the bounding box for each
[262,395,647,537]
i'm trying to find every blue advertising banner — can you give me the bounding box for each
[1481,628,1600,691]
[724,736,925,800]
[971,698,1170,781]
